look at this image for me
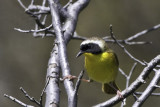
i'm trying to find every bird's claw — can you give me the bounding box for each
[117,90,123,99]
[60,75,77,82]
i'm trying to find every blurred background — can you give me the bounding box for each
[1,0,160,107]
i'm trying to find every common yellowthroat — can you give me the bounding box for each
[76,37,120,94]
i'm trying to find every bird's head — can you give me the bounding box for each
[76,37,108,57]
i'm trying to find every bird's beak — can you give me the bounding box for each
[76,51,83,58]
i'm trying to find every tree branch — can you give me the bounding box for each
[48,0,90,107]
[109,25,145,65]
[132,69,160,107]
[126,24,160,42]
[134,92,160,96]
[14,24,53,34]
[20,87,40,106]
[73,70,84,98]
[121,63,137,107]
[45,43,60,107]
[62,0,90,44]
[4,94,34,107]
[48,0,75,106]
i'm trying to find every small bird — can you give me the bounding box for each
[76,37,121,95]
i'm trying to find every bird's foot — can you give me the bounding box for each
[60,75,77,81]
[60,75,92,83]
[117,90,123,99]
[81,79,93,83]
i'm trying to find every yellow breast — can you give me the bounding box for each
[84,51,118,83]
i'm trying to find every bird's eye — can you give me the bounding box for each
[81,44,91,51]
[86,45,91,49]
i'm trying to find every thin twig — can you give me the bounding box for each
[121,63,137,107]
[40,77,51,107]
[109,25,145,65]
[132,93,139,101]
[127,63,137,87]
[33,33,54,37]
[31,0,35,5]
[103,24,160,46]
[72,32,87,40]
[71,70,85,107]
[124,41,152,45]
[103,38,151,45]
[24,8,46,29]
[14,24,53,33]
[119,68,128,78]
[27,5,50,13]
[126,24,160,42]
[135,92,160,96]
[4,94,34,107]
[74,70,84,94]
[73,32,151,45]
[42,15,48,25]
[20,87,40,106]
[34,0,48,38]
[64,0,73,9]
[17,0,27,9]
[154,85,160,88]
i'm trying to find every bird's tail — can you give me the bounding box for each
[102,81,120,94]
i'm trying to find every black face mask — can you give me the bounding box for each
[80,43,102,54]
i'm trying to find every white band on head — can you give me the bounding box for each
[80,38,106,51]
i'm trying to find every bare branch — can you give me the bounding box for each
[121,63,137,107]
[45,43,60,107]
[72,32,87,40]
[132,93,139,101]
[20,87,40,106]
[48,0,90,107]
[30,0,34,5]
[133,69,160,107]
[33,33,54,37]
[42,0,46,6]
[126,24,160,42]
[42,15,47,25]
[103,24,160,45]
[109,25,145,65]
[14,24,53,33]
[64,0,73,9]
[63,0,90,44]
[124,41,152,45]
[119,68,128,78]
[40,76,50,106]
[103,38,151,45]
[74,70,84,95]
[73,32,151,45]
[14,25,54,38]
[154,85,160,88]
[48,0,76,106]
[4,94,34,107]
[17,0,27,9]
[127,63,137,87]
[134,92,160,96]
[28,5,50,12]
